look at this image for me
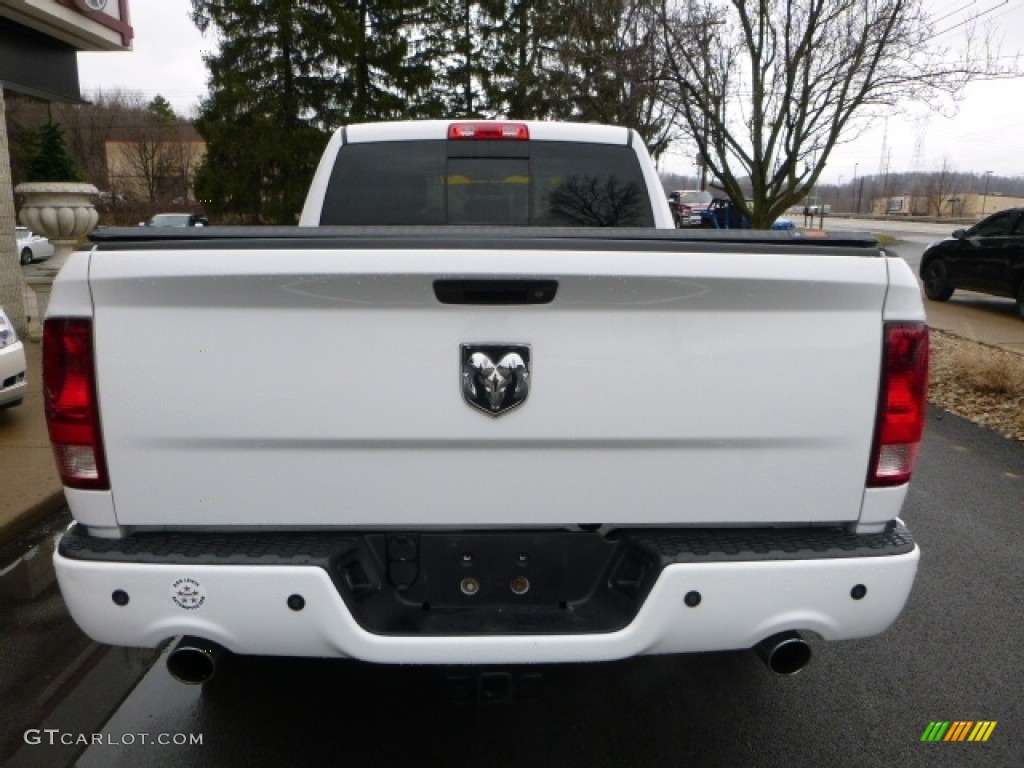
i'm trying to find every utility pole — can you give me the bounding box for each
[981,171,993,217]
[852,163,859,214]
[882,150,891,212]
[698,112,709,191]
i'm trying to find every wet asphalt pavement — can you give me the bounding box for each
[1,406,1021,768]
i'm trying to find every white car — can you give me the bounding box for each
[0,307,26,409]
[140,213,209,227]
[16,226,54,265]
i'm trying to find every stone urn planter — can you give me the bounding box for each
[16,181,99,272]
[14,182,99,340]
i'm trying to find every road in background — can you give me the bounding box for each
[826,218,1024,353]
[824,216,954,245]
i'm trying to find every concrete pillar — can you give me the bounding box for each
[0,86,30,338]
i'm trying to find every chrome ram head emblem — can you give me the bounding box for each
[461,344,531,417]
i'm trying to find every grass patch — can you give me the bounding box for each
[928,330,1024,441]
[952,345,1024,395]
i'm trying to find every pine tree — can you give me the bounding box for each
[26,120,81,182]
[333,0,435,122]
[188,0,676,223]
[546,0,676,157]
[190,1,437,222]
[409,1,490,118]
[147,95,176,123]
[191,1,339,223]
[479,0,563,119]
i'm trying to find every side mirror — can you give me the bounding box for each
[138,222,146,227]
[952,228,967,239]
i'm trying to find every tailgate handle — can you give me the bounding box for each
[433,279,558,305]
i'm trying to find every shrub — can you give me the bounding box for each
[952,346,1024,396]
[26,120,81,182]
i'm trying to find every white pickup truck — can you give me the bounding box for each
[48,121,927,683]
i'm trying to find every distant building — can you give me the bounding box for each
[105,123,207,204]
[872,192,1024,219]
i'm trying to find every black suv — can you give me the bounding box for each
[920,207,1024,320]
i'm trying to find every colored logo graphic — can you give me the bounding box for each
[920,721,997,742]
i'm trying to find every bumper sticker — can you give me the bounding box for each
[170,578,206,610]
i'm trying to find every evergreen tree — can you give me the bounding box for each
[191,1,339,223]
[191,0,437,222]
[412,1,490,117]
[547,0,676,157]
[479,0,562,119]
[413,1,563,119]
[147,95,176,123]
[189,0,681,222]
[330,0,435,122]
[26,120,81,182]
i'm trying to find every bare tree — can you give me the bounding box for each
[921,157,958,217]
[53,89,139,189]
[159,129,205,203]
[119,97,178,204]
[656,0,1017,228]
[123,132,169,203]
[7,88,149,191]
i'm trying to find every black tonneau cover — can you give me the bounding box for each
[89,226,880,257]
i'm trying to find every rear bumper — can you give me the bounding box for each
[54,523,919,665]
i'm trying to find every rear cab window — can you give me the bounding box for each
[320,139,654,227]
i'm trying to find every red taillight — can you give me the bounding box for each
[868,323,929,487]
[43,318,109,490]
[448,122,529,140]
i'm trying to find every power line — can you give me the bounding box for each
[933,0,978,25]
[931,0,1010,39]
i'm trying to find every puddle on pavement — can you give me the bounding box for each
[0,508,160,766]
[0,507,70,602]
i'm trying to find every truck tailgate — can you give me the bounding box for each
[87,246,888,528]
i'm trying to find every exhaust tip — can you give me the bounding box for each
[166,636,223,685]
[755,631,812,675]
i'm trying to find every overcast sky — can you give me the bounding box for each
[77,1,1024,183]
